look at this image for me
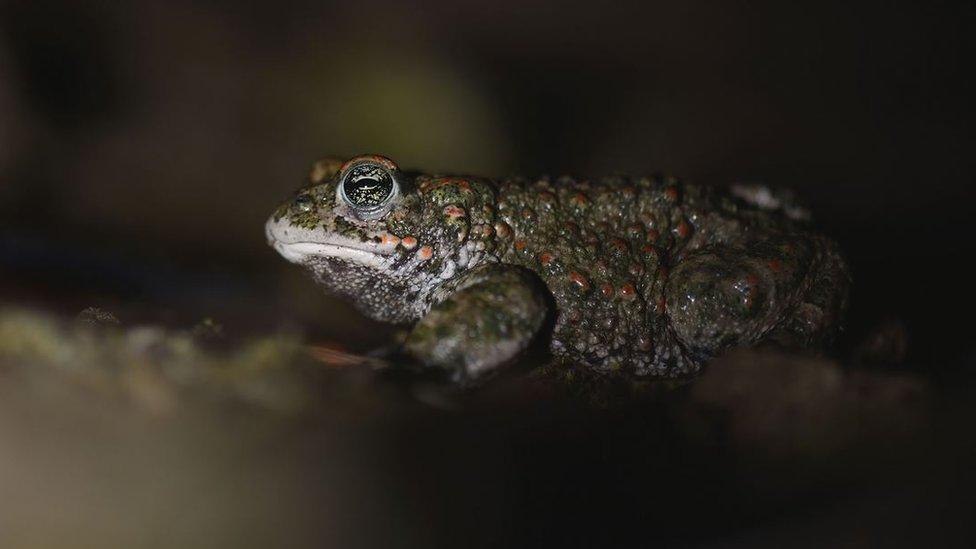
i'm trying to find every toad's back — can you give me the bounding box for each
[489,174,848,377]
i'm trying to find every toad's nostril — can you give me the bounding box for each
[294,194,314,212]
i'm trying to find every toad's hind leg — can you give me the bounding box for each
[664,234,845,360]
[764,236,850,351]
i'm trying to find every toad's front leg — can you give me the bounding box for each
[404,264,551,384]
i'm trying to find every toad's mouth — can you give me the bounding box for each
[271,240,392,268]
[265,218,396,268]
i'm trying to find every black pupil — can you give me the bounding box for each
[344,166,393,208]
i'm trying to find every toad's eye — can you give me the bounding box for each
[339,158,401,219]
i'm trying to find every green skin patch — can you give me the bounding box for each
[266,155,850,383]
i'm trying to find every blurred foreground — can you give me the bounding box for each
[1,305,972,548]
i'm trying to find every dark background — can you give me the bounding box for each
[1,1,974,547]
[2,0,974,361]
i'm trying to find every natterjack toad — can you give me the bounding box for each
[266,155,849,384]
